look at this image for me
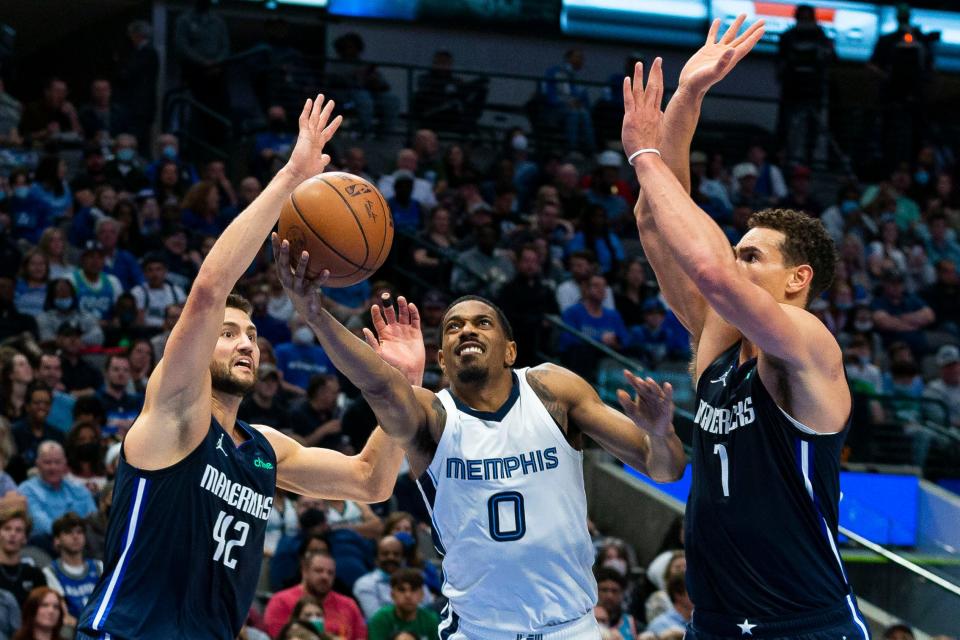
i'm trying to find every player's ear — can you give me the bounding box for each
[787,264,813,296]
[504,340,517,367]
[437,348,446,373]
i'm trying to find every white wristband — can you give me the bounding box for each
[627,148,662,165]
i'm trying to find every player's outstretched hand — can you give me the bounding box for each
[363,293,426,385]
[285,94,343,182]
[678,14,765,96]
[272,232,330,323]
[622,57,665,158]
[617,370,675,439]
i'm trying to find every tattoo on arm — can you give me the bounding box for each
[526,369,569,434]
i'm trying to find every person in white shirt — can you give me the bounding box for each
[377,148,437,209]
[130,253,186,329]
[353,535,432,619]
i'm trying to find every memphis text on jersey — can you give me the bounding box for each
[200,464,273,520]
[445,447,560,481]
[693,397,756,435]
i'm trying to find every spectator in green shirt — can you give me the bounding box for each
[368,569,439,640]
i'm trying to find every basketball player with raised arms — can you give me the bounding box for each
[272,234,687,640]
[623,17,871,639]
[77,96,426,640]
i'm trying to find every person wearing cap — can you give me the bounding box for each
[628,297,690,368]
[690,150,734,213]
[237,363,288,430]
[730,162,767,211]
[42,512,103,619]
[585,150,636,210]
[870,269,934,354]
[55,323,103,395]
[923,345,960,428]
[130,253,186,330]
[377,149,437,209]
[71,241,122,323]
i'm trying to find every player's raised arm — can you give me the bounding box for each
[260,295,426,502]
[525,364,685,482]
[131,96,342,460]
[624,59,837,378]
[634,16,765,337]
[272,236,437,450]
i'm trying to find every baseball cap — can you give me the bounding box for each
[936,345,960,367]
[597,150,623,168]
[732,162,759,180]
[81,239,104,256]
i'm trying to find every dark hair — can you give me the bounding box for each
[276,620,325,640]
[52,511,85,538]
[594,566,627,589]
[43,278,77,312]
[666,573,688,603]
[73,395,106,425]
[104,353,130,372]
[13,588,63,640]
[748,208,837,304]
[226,293,253,316]
[34,155,65,195]
[390,567,424,590]
[297,532,330,559]
[291,595,323,620]
[26,381,52,403]
[442,296,514,340]
[307,374,337,399]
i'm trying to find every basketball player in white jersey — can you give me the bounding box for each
[273,238,687,640]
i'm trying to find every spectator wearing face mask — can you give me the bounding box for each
[275,323,336,390]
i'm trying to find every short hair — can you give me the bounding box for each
[297,533,329,559]
[73,395,105,422]
[226,293,253,316]
[306,374,337,398]
[302,549,334,567]
[52,512,85,538]
[0,508,32,536]
[26,381,52,403]
[567,250,597,267]
[594,566,627,589]
[442,296,514,341]
[390,568,424,590]
[104,353,130,372]
[747,208,837,304]
[666,573,687,603]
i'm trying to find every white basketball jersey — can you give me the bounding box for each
[417,368,597,637]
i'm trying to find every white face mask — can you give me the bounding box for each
[603,558,628,577]
[293,326,314,345]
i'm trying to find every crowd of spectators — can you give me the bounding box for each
[0,4,956,637]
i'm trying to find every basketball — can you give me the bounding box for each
[277,171,394,287]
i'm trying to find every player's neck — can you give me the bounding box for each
[211,392,242,443]
[452,369,513,412]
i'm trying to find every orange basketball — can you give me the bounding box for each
[278,171,394,288]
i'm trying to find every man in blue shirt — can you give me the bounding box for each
[559,274,630,353]
[94,354,144,439]
[871,270,935,355]
[644,575,693,639]
[275,324,336,390]
[96,217,144,290]
[18,441,96,546]
[543,48,594,153]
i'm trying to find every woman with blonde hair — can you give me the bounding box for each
[37,227,74,281]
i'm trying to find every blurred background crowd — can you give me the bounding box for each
[0,0,956,638]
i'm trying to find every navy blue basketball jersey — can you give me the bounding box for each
[686,342,857,618]
[78,418,276,640]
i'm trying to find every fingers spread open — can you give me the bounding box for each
[733,19,765,48]
[298,98,312,129]
[707,18,720,45]
[721,14,746,44]
[309,93,326,130]
[322,114,343,142]
[407,302,421,331]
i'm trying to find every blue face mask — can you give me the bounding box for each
[12,186,29,199]
[914,170,930,186]
[117,148,135,163]
[840,200,860,215]
[54,298,73,311]
[162,145,178,160]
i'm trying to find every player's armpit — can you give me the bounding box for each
[262,426,404,502]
